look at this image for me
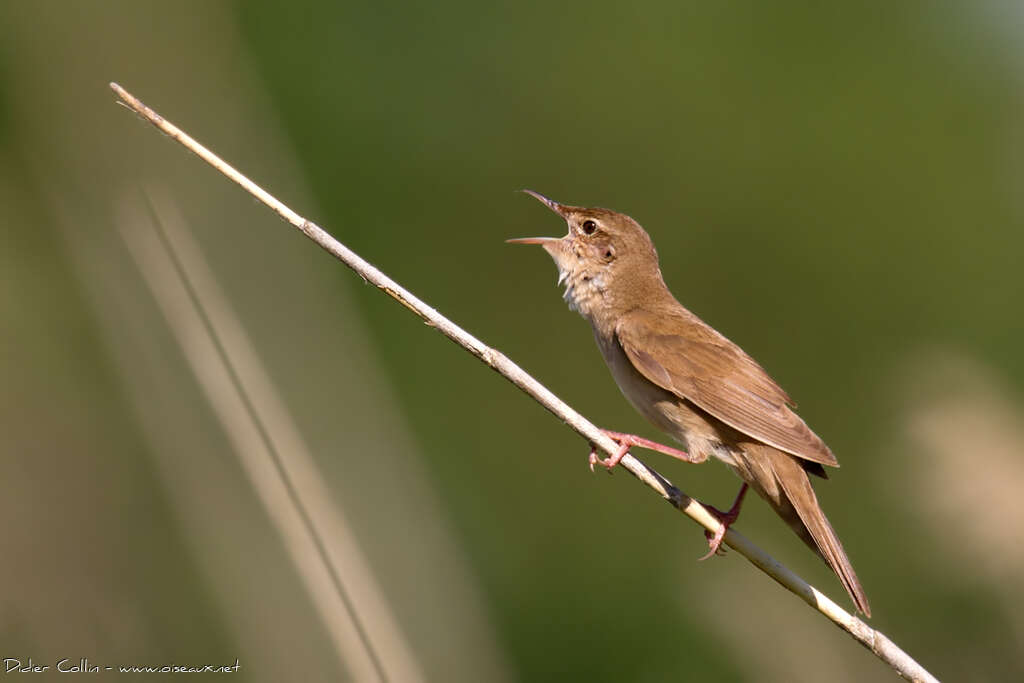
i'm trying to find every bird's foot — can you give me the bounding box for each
[588,430,698,472]
[698,483,749,560]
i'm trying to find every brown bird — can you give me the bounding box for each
[509,191,870,617]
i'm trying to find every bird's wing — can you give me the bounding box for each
[615,309,838,467]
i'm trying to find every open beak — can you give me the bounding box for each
[506,190,570,248]
[520,189,568,217]
[505,236,560,246]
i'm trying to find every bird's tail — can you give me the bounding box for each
[738,444,871,617]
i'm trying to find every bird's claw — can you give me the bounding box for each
[695,483,749,561]
[698,527,729,561]
[587,444,614,473]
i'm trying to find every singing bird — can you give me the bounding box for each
[509,191,870,617]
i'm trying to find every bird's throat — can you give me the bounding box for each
[560,265,609,322]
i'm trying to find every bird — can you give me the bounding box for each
[508,190,870,617]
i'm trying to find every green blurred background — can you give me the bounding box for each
[2,1,1022,681]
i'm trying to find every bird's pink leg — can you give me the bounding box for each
[698,483,749,560]
[588,430,703,472]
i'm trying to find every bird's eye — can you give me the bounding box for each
[582,220,597,235]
